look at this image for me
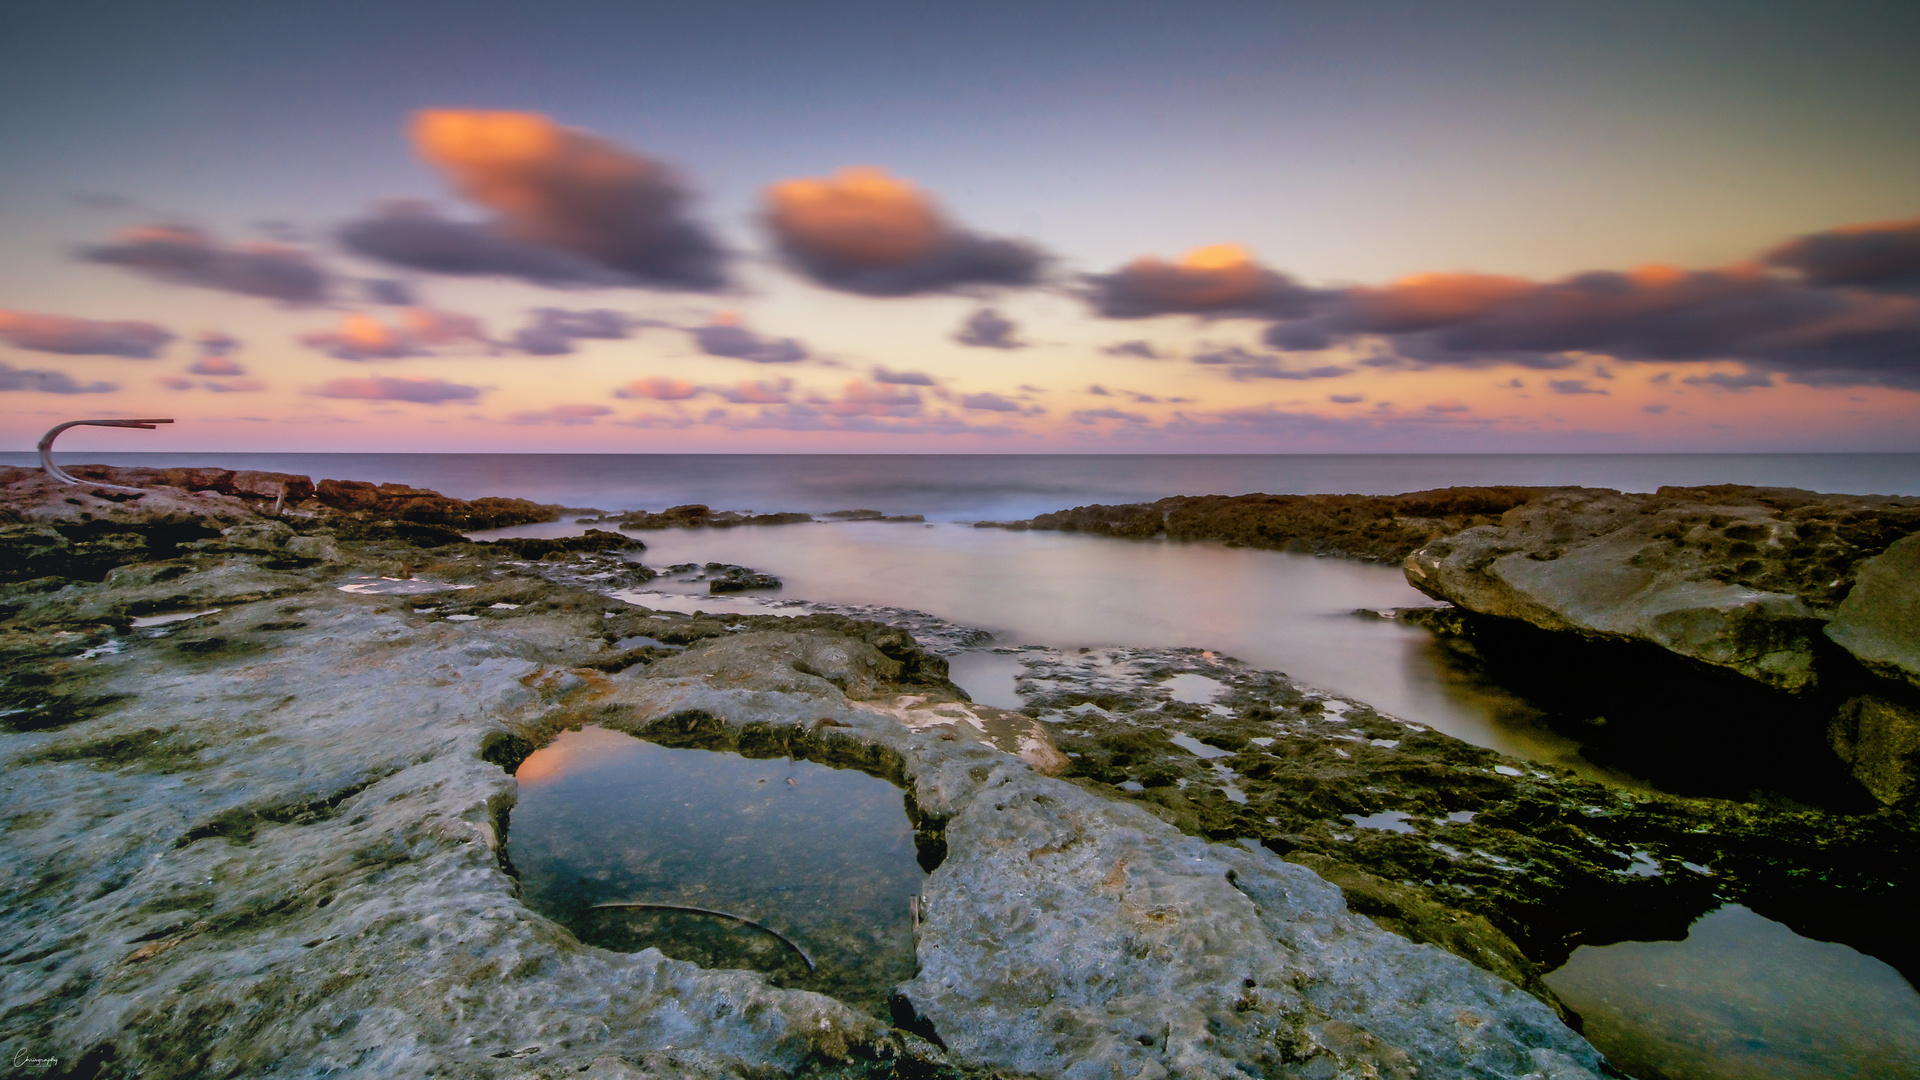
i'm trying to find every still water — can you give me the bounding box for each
[487,516,1636,784]
[1546,905,1920,1080]
[509,726,925,1014]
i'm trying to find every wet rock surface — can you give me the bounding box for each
[974,487,1559,562]
[997,646,1920,1016]
[2,472,1625,1079]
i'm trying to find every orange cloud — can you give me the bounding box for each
[341,110,727,291]
[765,167,945,266]
[1344,273,1536,332]
[616,377,702,401]
[763,167,1044,296]
[299,309,488,360]
[1085,245,1323,319]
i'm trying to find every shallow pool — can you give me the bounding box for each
[1546,904,1920,1079]
[508,726,927,1014]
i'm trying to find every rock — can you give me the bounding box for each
[485,528,645,561]
[216,520,295,552]
[1405,486,1920,692]
[7,476,1912,1077]
[283,535,341,562]
[706,563,781,593]
[1826,532,1920,689]
[613,505,814,530]
[313,478,560,530]
[981,487,1561,561]
[1828,695,1920,807]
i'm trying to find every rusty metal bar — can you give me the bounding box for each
[37,418,174,491]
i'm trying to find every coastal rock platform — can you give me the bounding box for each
[5,467,1914,1078]
[1,468,1617,1078]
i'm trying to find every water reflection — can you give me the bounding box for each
[1546,905,1920,1079]
[481,518,1632,783]
[508,726,925,1014]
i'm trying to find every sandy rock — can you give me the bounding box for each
[1826,532,1920,689]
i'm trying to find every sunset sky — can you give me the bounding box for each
[3,0,1917,454]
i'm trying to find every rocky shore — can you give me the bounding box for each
[4,465,1915,1078]
[985,482,1920,813]
[972,487,1561,562]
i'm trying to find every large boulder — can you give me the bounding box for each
[1405,486,1920,692]
[1826,532,1920,689]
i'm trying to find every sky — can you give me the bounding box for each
[2,0,1918,454]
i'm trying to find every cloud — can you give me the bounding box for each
[186,331,245,375]
[873,366,937,386]
[1191,345,1351,381]
[1643,404,1669,414]
[340,200,623,286]
[509,307,641,355]
[341,110,727,291]
[159,376,193,391]
[717,378,793,404]
[1103,340,1162,359]
[1764,217,1920,293]
[202,378,265,393]
[188,355,246,376]
[312,375,481,404]
[1683,370,1774,391]
[690,316,808,364]
[1084,245,1324,319]
[0,360,117,394]
[1426,400,1473,413]
[616,376,703,401]
[765,167,1045,296]
[1329,394,1365,404]
[507,403,613,425]
[364,279,416,305]
[953,307,1024,349]
[1257,222,1920,387]
[810,379,923,417]
[0,309,174,358]
[1087,384,1111,396]
[80,226,328,303]
[1547,379,1608,395]
[299,309,489,360]
[959,391,1024,412]
[1072,406,1150,425]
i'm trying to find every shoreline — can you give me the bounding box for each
[3,465,1915,1077]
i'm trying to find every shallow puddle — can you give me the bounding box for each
[508,726,926,1014]
[946,650,1028,709]
[1546,904,1920,1079]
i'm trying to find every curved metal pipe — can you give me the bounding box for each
[37,418,174,491]
[589,901,817,972]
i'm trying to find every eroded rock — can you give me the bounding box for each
[1405,486,1920,691]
